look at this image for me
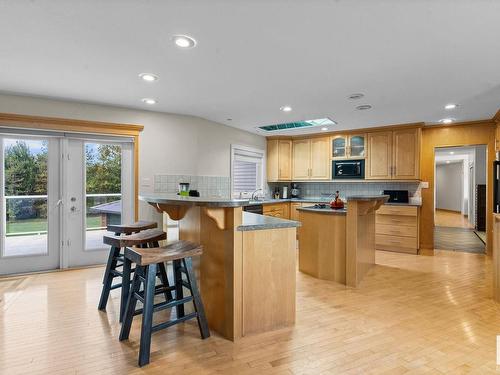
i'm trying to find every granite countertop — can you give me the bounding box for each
[346,195,390,202]
[249,196,422,207]
[297,206,347,215]
[237,212,301,231]
[140,194,249,207]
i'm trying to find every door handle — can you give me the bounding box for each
[56,199,63,207]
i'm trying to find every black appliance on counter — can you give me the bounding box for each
[332,159,365,179]
[244,204,263,215]
[383,190,409,204]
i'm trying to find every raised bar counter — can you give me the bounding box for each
[140,194,297,341]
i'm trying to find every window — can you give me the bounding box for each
[231,145,265,198]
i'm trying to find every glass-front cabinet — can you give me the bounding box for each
[331,134,366,159]
[332,136,347,159]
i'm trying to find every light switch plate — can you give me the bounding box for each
[421,181,429,189]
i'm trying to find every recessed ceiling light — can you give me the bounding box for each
[356,104,372,111]
[321,127,328,131]
[445,103,458,110]
[139,73,158,82]
[450,151,455,155]
[173,35,197,49]
[440,118,454,124]
[446,160,451,164]
[141,98,157,105]
[280,105,292,112]
[348,93,364,100]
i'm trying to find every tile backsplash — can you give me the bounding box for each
[154,174,230,198]
[268,181,422,200]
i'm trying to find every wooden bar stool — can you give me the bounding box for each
[119,240,210,367]
[107,221,157,235]
[98,226,171,322]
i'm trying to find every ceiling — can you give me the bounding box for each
[1,0,500,135]
[435,146,476,165]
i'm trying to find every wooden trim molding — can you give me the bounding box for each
[0,112,144,220]
[493,109,500,123]
[0,112,144,135]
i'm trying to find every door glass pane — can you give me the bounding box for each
[3,139,48,257]
[332,137,346,158]
[350,136,365,157]
[85,143,122,251]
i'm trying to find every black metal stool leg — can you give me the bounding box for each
[173,259,185,318]
[183,257,210,339]
[119,268,142,341]
[157,262,173,301]
[98,246,120,311]
[138,264,157,367]
[120,257,132,322]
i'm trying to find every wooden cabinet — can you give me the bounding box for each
[263,203,290,219]
[332,134,366,159]
[292,137,330,180]
[291,139,311,180]
[267,139,292,181]
[366,128,420,180]
[290,202,302,221]
[375,205,419,254]
[393,129,420,179]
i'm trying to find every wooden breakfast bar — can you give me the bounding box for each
[140,194,300,341]
[298,195,389,287]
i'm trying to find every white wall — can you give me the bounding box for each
[436,162,463,212]
[0,93,266,219]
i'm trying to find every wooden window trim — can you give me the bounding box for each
[0,112,144,220]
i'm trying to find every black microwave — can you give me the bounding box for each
[332,159,365,179]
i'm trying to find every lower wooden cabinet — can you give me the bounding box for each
[375,205,419,254]
[263,203,290,219]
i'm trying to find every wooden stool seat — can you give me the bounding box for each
[103,229,166,248]
[107,221,157,234]
[120,240,209,367]
[99,227,170,321]
[125,240,203,266]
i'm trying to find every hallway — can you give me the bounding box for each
[434,210,485,253]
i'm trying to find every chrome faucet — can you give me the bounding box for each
[251,189,263,201]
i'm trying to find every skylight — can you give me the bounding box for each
[258,118,336,132]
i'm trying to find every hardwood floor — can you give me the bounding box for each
[2,250,500,374]
[435,209,473,229]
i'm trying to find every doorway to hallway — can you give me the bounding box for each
[433,145,486,253]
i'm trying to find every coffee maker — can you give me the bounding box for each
[291,183,300,198]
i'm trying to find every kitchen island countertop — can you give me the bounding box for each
[237,212,301,231]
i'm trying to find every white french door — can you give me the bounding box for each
[0,132,134,275]
[62,138,134,268]
[0,136,61,274]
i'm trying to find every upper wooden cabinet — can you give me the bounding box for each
[366,128,420,180]
[292,137,330,180]
[332,134,366,159]
[392,128,420,179]
[267,139,292,181]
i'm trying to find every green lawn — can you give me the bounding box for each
[6,216,102,235]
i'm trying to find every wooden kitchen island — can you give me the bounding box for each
[298,195,389,287]
[140,194,300,341]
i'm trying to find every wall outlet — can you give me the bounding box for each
[421,181,429,189]
[141,177,152,187]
